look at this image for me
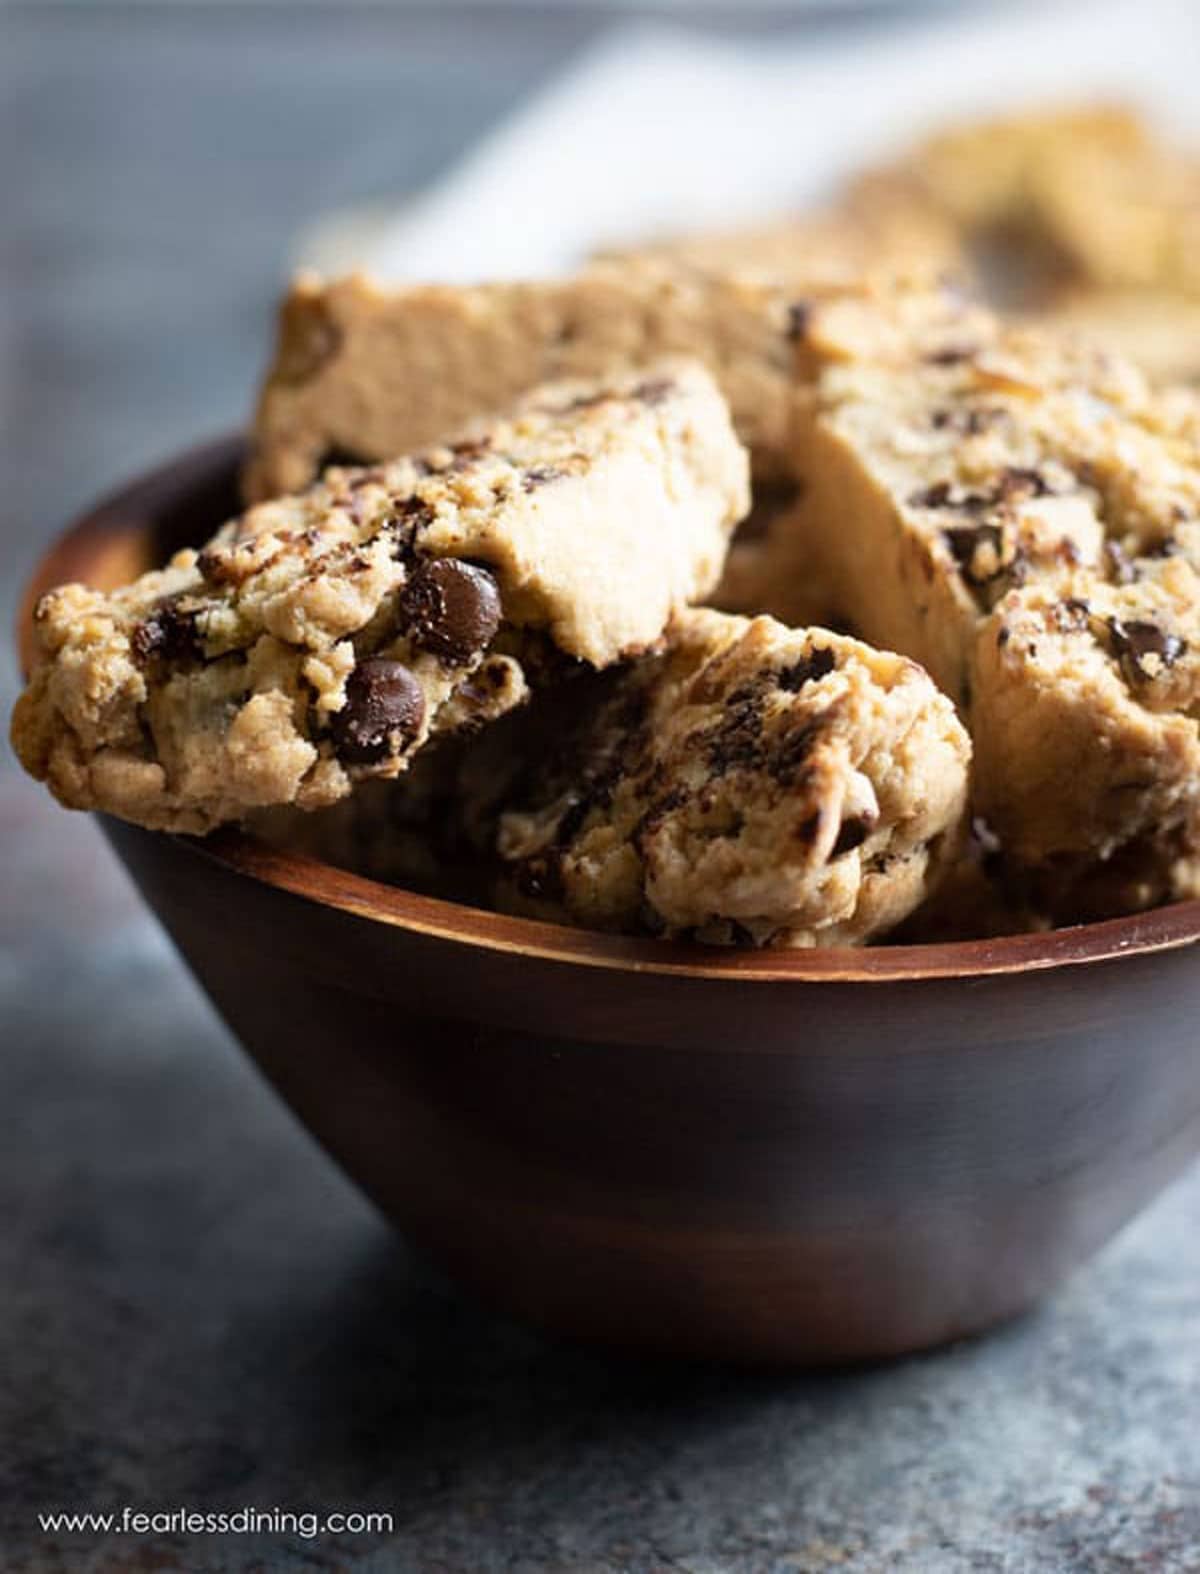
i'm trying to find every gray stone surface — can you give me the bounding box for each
[2,6,1199,1571]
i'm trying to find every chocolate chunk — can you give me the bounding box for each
[998,466,1050,499]
[445,437,493,472]
[778,646,836,691]
[924,344,978,366]
[911,481,954,510]
[331,659,425,764]
[943,523,1009,584]
[795,810,824,846]
[831,814,876,858]
[931,406,1003,435]
[632,377,675,407]
[1107,618,1187,685]
[769,718,826,786]
[706,695,765,776]
[562,389,610,412]
[633,785,689,840]
[130,600,202,665]
[399,559,502,665]
[1145,536,1181,560]
[522,464,566,492]
[786,301,813,341]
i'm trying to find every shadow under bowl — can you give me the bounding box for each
[17,437,1200,1365]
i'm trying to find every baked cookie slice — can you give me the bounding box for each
[1029,130,1200,299]
[470,608,970,947]
[245,264,989,635]
[759,313,1200,885]
[973,558,1200,879]
[12,361,749,834]
[245,261,801,499]
[858,104,1148,245]
[853,105,1200,385]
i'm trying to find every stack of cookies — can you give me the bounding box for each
[14,104,1200,947]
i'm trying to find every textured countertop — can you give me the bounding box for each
[3,6,1199,1570]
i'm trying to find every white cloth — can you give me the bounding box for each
[296,0,1200,283]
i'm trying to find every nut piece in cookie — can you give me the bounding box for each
[468,608,970,948]
[12,360,749,834]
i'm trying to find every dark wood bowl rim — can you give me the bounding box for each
[18,434,1200,984]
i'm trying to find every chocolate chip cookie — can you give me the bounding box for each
[461,608,970,947]
[246,265,989,629]
[12,361,749,833]
[245,261,802,500]
[755,308,1200,887]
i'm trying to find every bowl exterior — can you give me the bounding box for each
[104,817,1200,1364]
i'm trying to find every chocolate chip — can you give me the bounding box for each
[347,467,386,492]
[444,437,493,472]
[562,390,610,412]
[931,406,1003,435]
[912,481,954,510]
[924,345,978,366]
[632,377,675,407]
[786,300,813,341]
[399,559,502,665]
[943,523,1009,583]
[330,659,425,765]
[634,785,689,840]
[1145,537,1181,560]
[707,695,765,776]
[769,717,825,785]
[912,481,1000,518]
[795,811,824,846]
[130,600,202,665]
[1107,618,1187,685]
[831,815,876,858]
[998,466,1050,499]
[523,465,566,492]
[778,646,836,691]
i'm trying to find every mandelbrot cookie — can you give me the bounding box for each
[752,310,1200,888]
[246,267,990,626]
[462,608,970,947]
[12,361,749,833]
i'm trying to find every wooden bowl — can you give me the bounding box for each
[17,439,1200,1365]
